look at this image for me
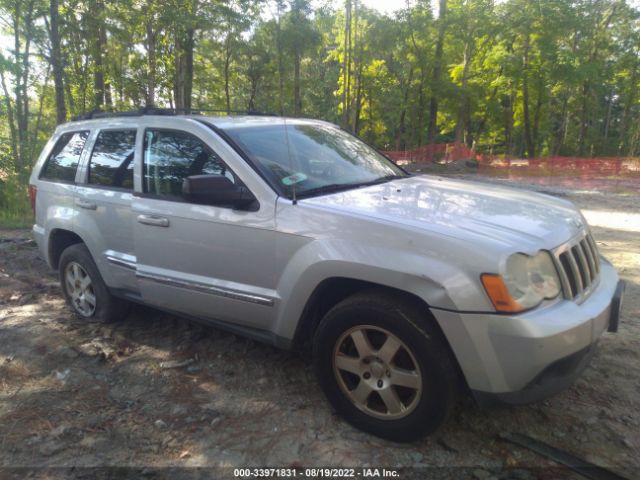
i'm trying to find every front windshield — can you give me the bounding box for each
[222,123,407,199]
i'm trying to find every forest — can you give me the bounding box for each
[1,0,639,223]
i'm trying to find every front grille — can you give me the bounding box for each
[554,232,600,301]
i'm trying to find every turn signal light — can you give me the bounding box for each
[481,274,523,313]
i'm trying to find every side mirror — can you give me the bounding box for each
[182,175,258,210]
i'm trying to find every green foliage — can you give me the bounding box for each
[0,0,639,219]
[0,173,32,228]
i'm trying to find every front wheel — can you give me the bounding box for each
[313,290,459,441]
[59,243,129,323]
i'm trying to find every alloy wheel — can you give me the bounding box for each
[332,325,422,420]
[64,261,96,317]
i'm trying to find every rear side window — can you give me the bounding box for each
[88,129,136,189]
[40,131,89,183]
[143,129,234,198]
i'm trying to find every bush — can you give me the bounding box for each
[0,174,33,228]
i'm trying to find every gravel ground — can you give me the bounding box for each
[0,175,638,480]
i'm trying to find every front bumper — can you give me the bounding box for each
[432,260,623,404]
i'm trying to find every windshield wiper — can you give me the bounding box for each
[296,175,408,199]
[362,174,408,185]
[296,183,360,198]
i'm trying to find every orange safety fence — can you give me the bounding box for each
[384,143,475,163]
[384,144,640,193]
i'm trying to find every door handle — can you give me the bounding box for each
[76,199,97,210]
[137,214,170,227]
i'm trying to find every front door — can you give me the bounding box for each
[132,123,280,330]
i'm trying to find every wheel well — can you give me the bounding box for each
[48,229,84,270]
[292,277,470,394]
[293,278,429,348]
[293,278,373,352]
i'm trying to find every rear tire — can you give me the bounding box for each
[313,290,458,441]
[59,243,129,323]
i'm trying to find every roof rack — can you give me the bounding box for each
[71,107,275,121]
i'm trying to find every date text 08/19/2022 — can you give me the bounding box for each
[233,467,400,478]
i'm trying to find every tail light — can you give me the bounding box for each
[28,184,37,215]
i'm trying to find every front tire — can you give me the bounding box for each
[313,290,459,441]
[59,243,129,323]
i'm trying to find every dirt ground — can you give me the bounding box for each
[0,174,638,480]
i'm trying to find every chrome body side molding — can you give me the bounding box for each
[136,270,275,307]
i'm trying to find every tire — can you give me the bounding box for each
[313,290,459,442]
[59,243,129,323]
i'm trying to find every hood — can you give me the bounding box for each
[300,175,585,251]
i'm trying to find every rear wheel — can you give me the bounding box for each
[59,243,129,323]
[313,290,459,441]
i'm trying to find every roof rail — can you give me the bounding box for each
[71,107,275,121]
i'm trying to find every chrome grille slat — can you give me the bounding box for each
[575,243,591,287]
[565,249,584,294]
[554,256,573,299]
[554,230,600,302]
[581,238,597,282]
[587,234,600,274]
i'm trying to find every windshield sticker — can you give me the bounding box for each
[282,173,308,186]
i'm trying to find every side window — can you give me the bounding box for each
[88,129,136,189]
[143,129,234,198]
[40,131,89,183]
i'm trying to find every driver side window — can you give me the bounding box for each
[143,129,235,198]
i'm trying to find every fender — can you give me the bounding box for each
[271,238,491,340]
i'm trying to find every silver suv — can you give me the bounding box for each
[29,111,624,441]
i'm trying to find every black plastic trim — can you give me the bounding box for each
[472,344,597,407]
[608,280,625,333]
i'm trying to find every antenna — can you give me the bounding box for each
[283,117,297,205]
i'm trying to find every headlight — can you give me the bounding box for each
[481,251,561,313]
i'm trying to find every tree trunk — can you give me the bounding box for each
[92,1,105,109]
[49,0,66,124]
[395,67,413,151]
[367,84,373,143]
[427,0,447,144]
[146,19,156,107]
[342,0,351,128]
[618,62,637,154]
[184,28,194,111]
[552,95,569,155]
[532,74,544,156]
[0,68,18,166]
[503,93,514,155]
[577,81,589,156]
[275,1,284,115]
[603,90,613,145]
[31,67,50,160]
[415,70,425,147]
[454,32,473,146]
[224,35,232,113]
[353,65,363,135]
[578,4,618,156]
[173,6,197,112]
[522,30,535,158]
[174,32,185,109]
[100,19,111,107]
[14,0,35,176]
[293,47,301,115]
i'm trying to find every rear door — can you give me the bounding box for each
[131,119,281,330]
[74,127,138,292]
[36,130,90,222]
[34,130,90,261]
